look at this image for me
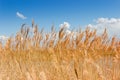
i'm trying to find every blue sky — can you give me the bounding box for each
[0,0,120,37]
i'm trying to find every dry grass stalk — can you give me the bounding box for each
[0,21,120,80]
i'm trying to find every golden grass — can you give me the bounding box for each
[0,21,120,80]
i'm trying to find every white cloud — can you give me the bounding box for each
[66,29,71,34]
[60,22,70,29]
[97,18,120,24]
[16,12,27,19]
[59,18,120,38]
[87,18,120,37]
[0,35,8,41]
[59,22,72,36]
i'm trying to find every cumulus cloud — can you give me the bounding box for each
[60,22,70,29]
[87,18,120,37]
[0,35,8,41]
[59,18,120,38]
[59,22,71,36]
[66,30,71,34]
[97,18,120,24]
[16,12,27,19]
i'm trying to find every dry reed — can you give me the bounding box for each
[0,21,120,80]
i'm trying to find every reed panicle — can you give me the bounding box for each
[0,21,120,80]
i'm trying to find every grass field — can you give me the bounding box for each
[0,21,120,80]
